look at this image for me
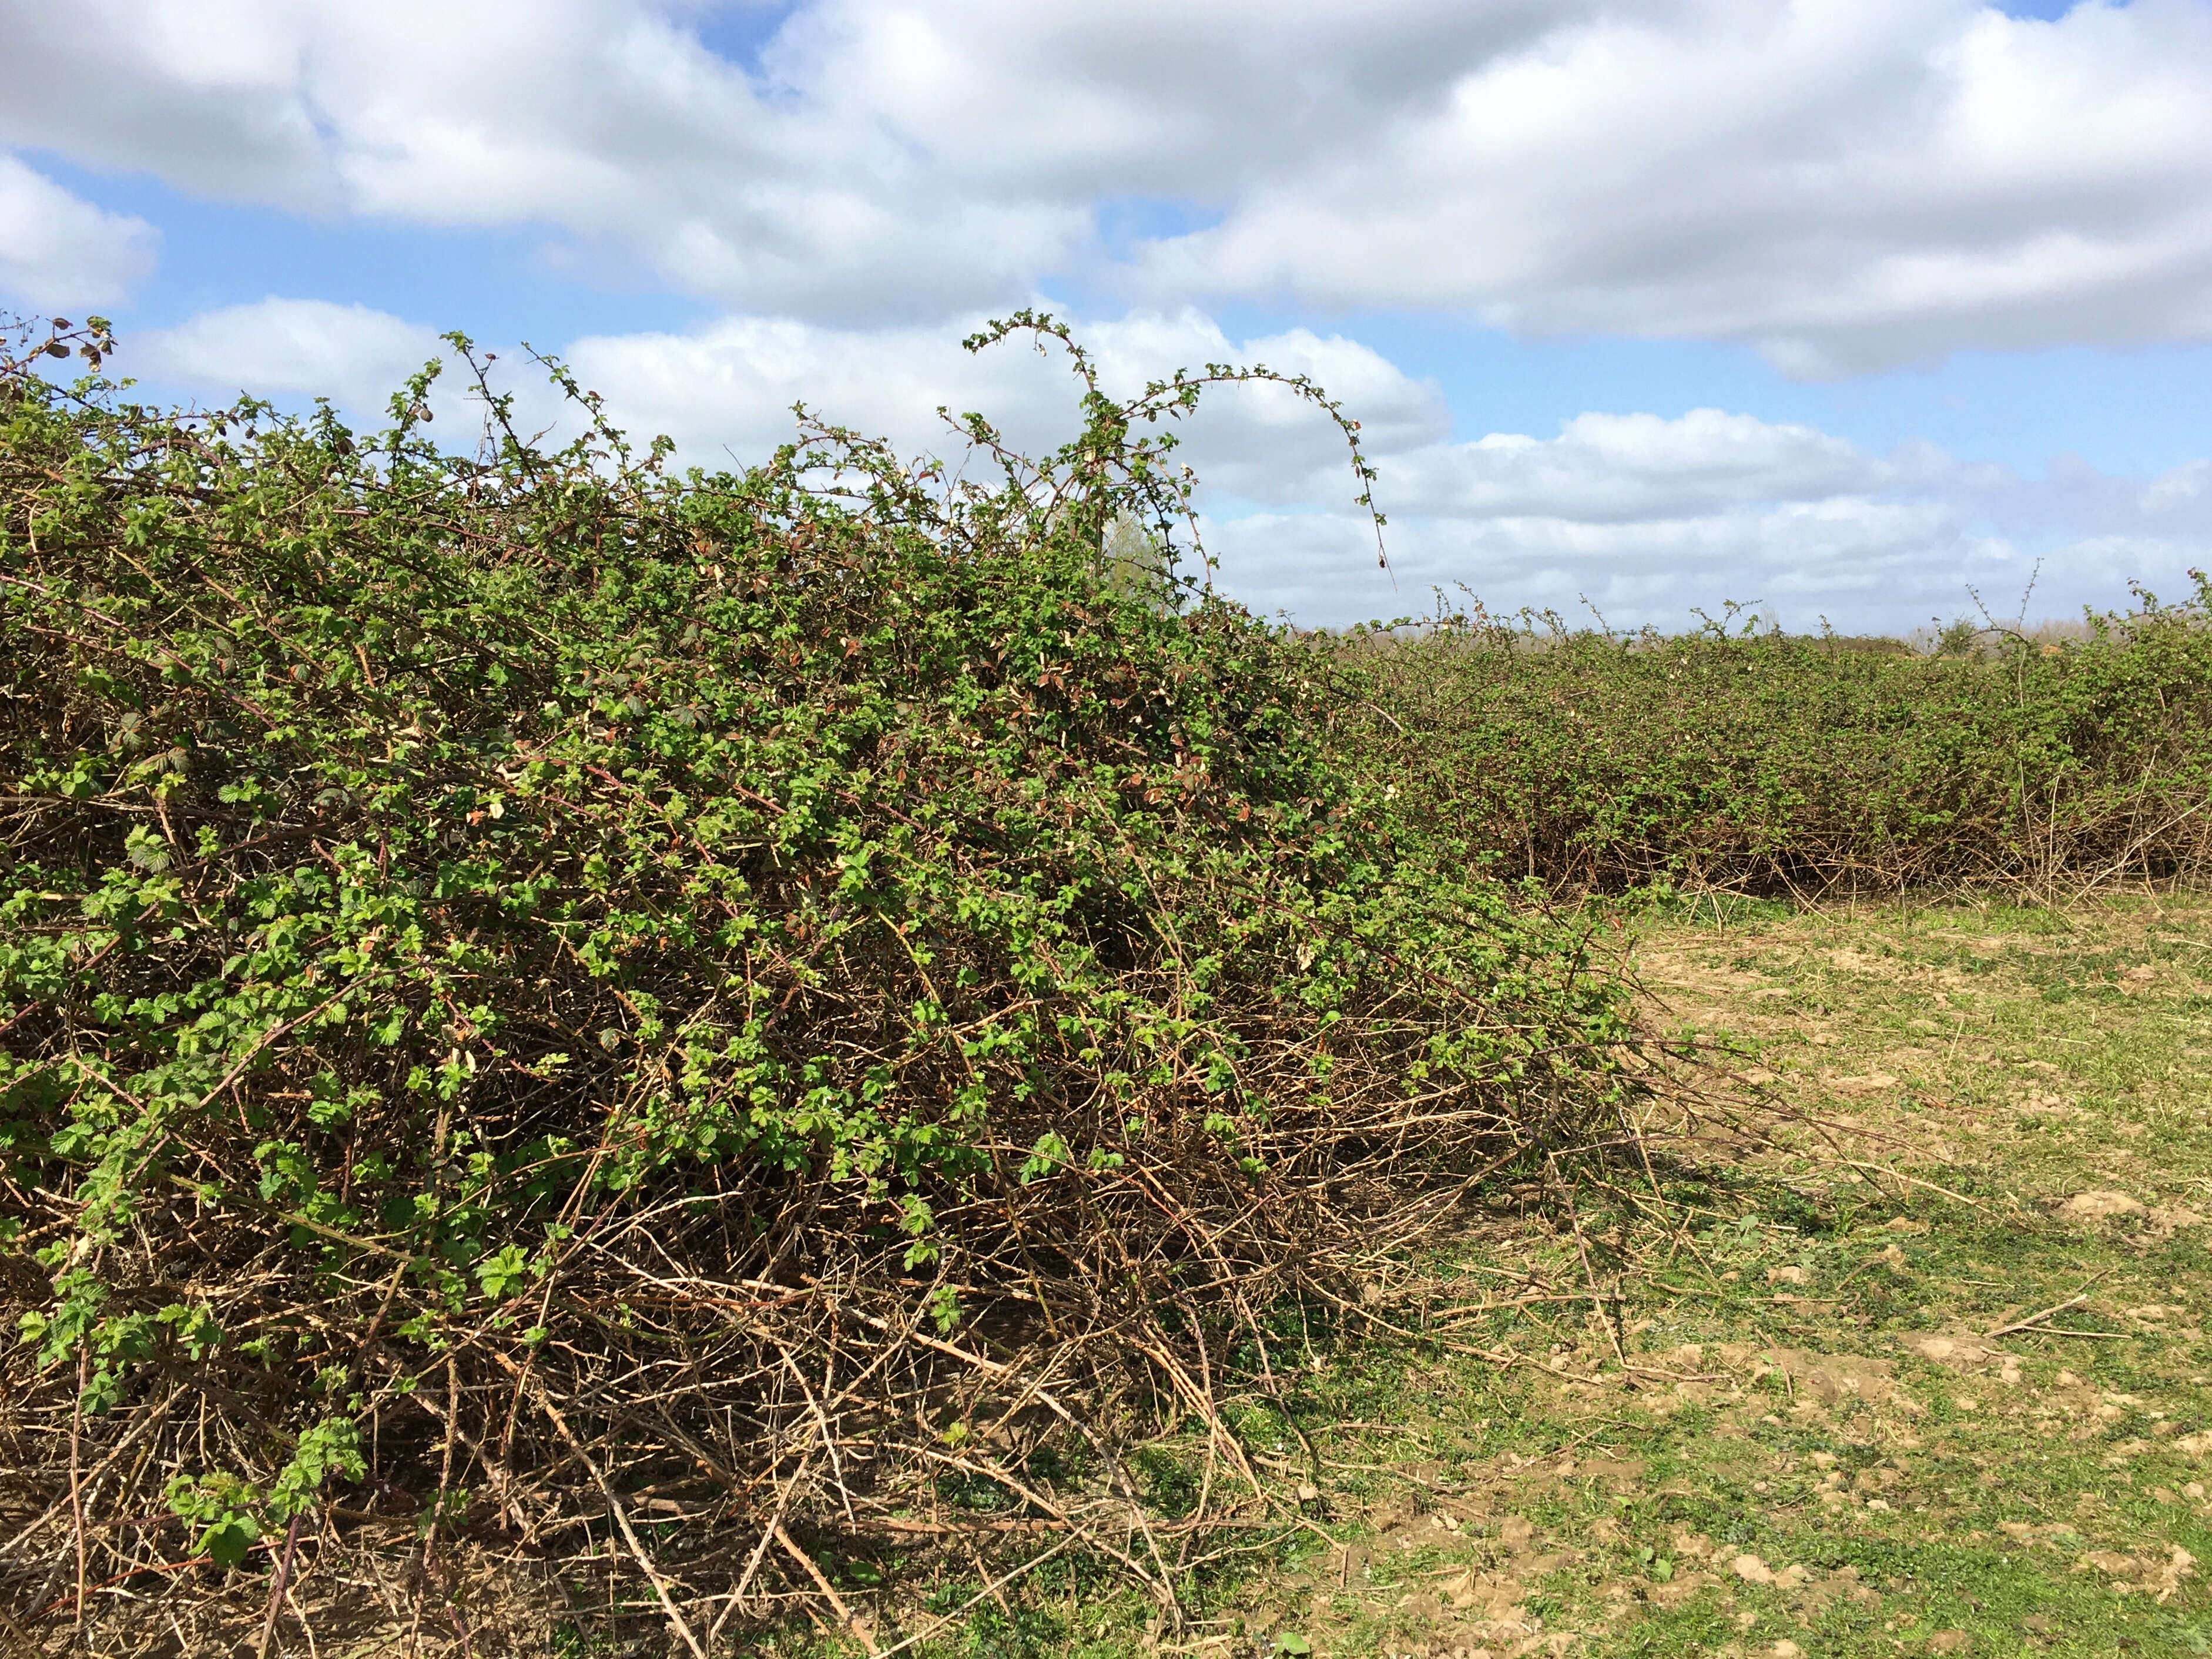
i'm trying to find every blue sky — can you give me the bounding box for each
[5,0,2211,631]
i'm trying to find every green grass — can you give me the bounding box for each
[792,889,2212,1659]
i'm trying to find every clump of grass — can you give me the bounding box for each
[1348,598,2212,897]
[0,314,1644,1652]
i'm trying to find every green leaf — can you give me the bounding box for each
[475,1245,532,1301]
[200,1512,260,1570]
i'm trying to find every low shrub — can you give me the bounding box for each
[1349,599,2212,896]
[0,316,1640,1650]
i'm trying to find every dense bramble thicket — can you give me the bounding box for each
[1350,602,2212,896]
[0,318,1640,1652]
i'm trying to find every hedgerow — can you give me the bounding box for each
[1349,600,2212,896]
[0,316,1642,1651]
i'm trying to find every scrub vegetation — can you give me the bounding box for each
[0,314,1638,1655]
[1347,596,2212,897]
[1,313,2208,1658]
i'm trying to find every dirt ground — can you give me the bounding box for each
[1174,889,2212,1659]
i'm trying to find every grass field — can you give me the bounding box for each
[812,887,2212,1659]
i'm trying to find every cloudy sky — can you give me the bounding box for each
[6,0,2211,631]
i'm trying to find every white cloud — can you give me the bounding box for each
[1203,498,2188,635]
[0,155,158,310]
[544,310,2212,630]
[120,296,2212,633]
[0,4,332,207]
[0,0,1079,317]
[5,2,2212,361]
[2137,459,2212,528]
[1379,410,1883,522]
[2017,453,2212,538]
[1202,404,2212,631]
[557,306,1446,494]
[132,298,442,411]
[118,297,1443,512]
[1142,0,2212,372]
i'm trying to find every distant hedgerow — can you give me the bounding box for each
[1348,598,2212,896]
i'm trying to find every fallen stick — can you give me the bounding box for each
[504,1360,708,1659]
[1986,1294,2086,1338]
[1842,1160,1988,1211]
[865,1516,1068,1536]
[773,1522,882,1657]
[255,1514,304,1659]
